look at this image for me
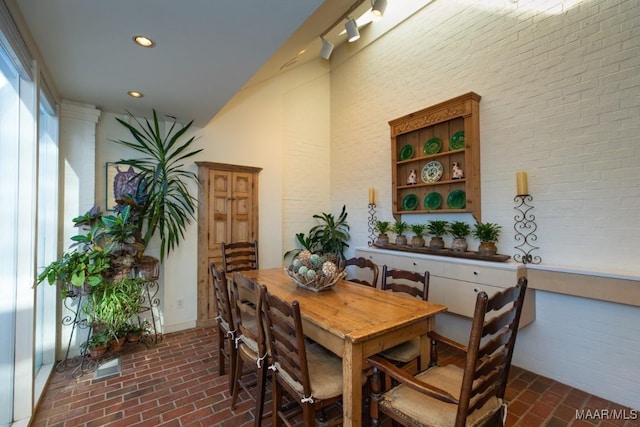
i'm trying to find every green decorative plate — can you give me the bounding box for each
[399,144,414,161]
[423,137,442,155]
[402,193,419,211]
[447,190,467,209]
[449,131,465,150]
[424,192,442,210]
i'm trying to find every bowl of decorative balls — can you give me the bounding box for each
[285,250,346,292]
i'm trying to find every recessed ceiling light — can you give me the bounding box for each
[128,91,144,98]
[132,35,155,48]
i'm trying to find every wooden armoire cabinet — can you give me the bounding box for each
[196,161,261,326]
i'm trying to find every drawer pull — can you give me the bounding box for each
[473,271,478,275]
[474,288,479,293]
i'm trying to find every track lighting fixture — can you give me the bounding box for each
[320,38,335,60]
[345,18,360,42]
[371,0,387,20]
[316,0,373,60]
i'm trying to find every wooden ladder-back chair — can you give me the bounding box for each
[261,286,345,427]
[378,265,430,368]
[368,277,529,427]
[210,263,236,393]
[222,240,259,274]
[344,256,379,288]
[230,272,269,427]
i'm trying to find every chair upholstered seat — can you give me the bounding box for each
[237,331,259,354]
[274,342,344,400]
[380,365,502,427]
[379,336,420,363]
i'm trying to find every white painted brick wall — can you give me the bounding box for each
[332,0,640,271]
[330,0,640,409]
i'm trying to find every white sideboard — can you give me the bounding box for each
[355,247,535,327]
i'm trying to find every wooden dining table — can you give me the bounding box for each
[240,268,447,427]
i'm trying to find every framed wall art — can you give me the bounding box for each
[105,162,143,211]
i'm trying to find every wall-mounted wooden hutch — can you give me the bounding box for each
[390,92,482,221]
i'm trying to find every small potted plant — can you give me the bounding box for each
[449,221,471,252]
[91,276,145,342]
[473,222,502,256]
[374,220,391,245]
[426,220,448,249]
[284,205,350,266]
[124,321,149,343]
[409,223,427,248]
[82,331,110,359]
[391,221,409,246]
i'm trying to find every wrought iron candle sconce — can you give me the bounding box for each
[513,194,541,264]
[368,203,377,246]
[368,187,377,246]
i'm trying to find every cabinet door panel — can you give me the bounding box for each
[356,250,394,269]
[439,278,503,317]
[231,172,254,242]
[443,263,515,287]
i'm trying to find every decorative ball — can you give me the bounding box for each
[298,250,312,261]
[309,254,322,267]
[298,266,309,275]
[322,261,338,276]
[306,269,317,280]
[292,258,302,269]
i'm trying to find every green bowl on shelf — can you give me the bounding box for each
[424,192,442,210]
[399,144,414,161]
[402,194,419,211]
[446,190,466,209]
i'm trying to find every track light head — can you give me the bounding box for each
[320,38,334,60]
[371,0,387,20]
[345,18,360,42]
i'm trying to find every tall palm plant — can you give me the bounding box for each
[112,110,202,261]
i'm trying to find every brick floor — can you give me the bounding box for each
[31,327,639,427]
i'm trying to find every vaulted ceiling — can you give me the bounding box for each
[15,0,363,126]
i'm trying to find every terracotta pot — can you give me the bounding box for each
[110,337,126,352]
[395,235,408,246]
[126,332,142,343]
[451,237,468,252]
[478,242,497,256]
[429,237,445,250]
[411,236,425,248]
[88,345,107,359]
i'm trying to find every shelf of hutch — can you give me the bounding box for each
[389,92,482,220]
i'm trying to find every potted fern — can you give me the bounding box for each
[426,220,448,250]
[449,221,471,252]
[391,221,409,246]
[409,223,427,248]
[473,222,502,256]
[374,220,391,245]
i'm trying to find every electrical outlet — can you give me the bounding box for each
[177,299,184,309]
